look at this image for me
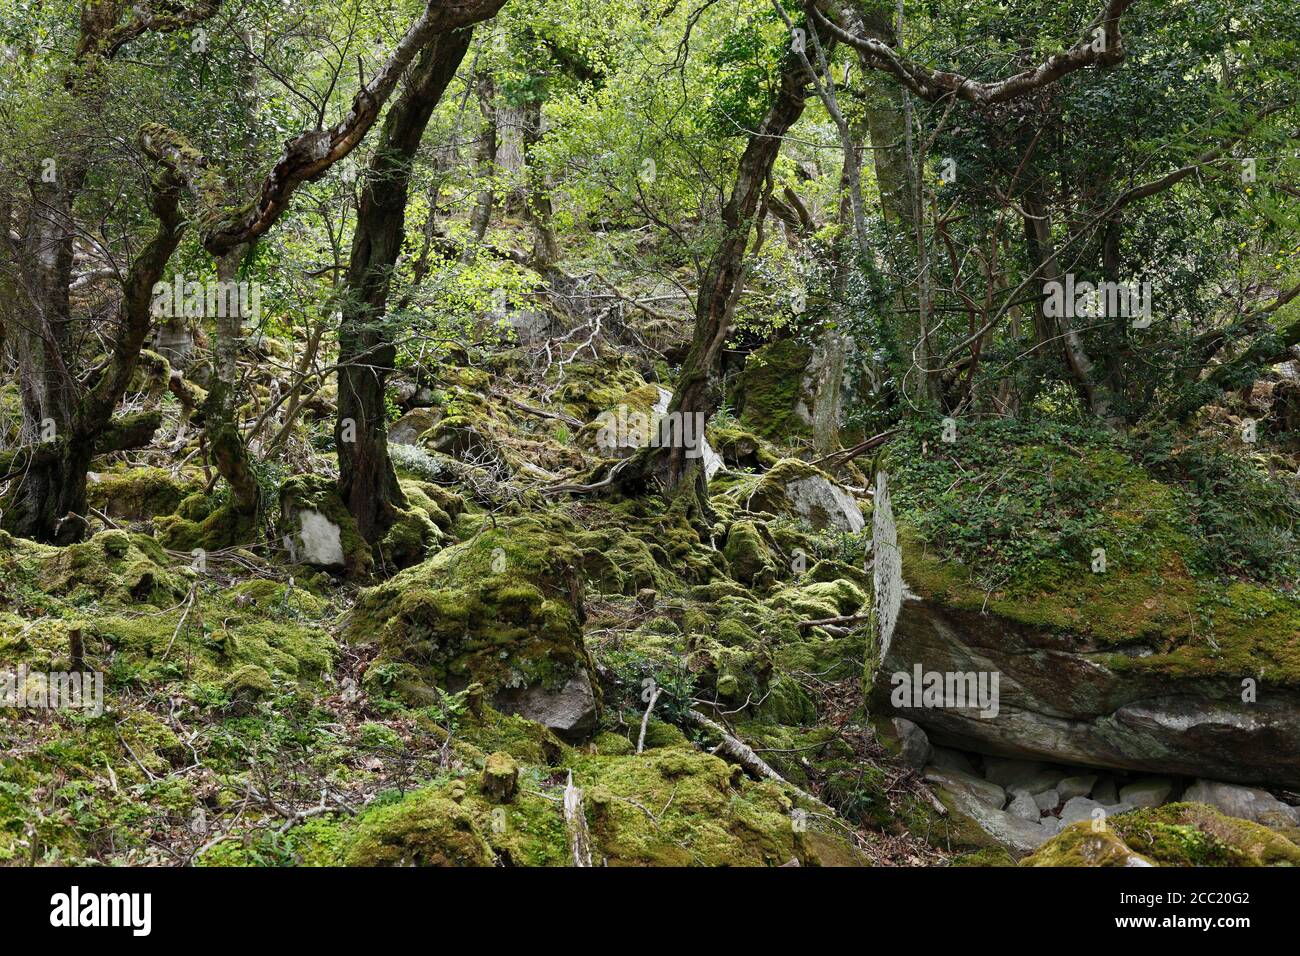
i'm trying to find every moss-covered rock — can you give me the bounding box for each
[744,459,865,533]
[347,515,599,740]
[1023,803,1300,866]
[733,339,814,442]
[724,520,778,589]
[344,790,495,866]
[87,467,204,520]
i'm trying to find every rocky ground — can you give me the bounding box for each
[2,312,1299,867]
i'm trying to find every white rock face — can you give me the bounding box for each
[297,510,345,567]
[784,475,865,533]
[653,388,723,480]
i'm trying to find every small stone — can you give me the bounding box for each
[1057,775,1098,802]
[1007,791,1040,822]
[1119,777,1173,808]
[892,717,931,771]
[1059,796,1105,826]
[1092,778,1119,805]
[481,751,519,804]
[636,588,657,612]
[1033,789,1060,812]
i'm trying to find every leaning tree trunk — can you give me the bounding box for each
[620,52,811,505]
[2,169,182,541]
[337,28,475,545]
[465,72,498,251]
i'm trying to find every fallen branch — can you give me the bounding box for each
[636,684,663,754]
[797,612,870,631]
[563,770,594,867]
[808,429,899,469]
[685,709,828,808]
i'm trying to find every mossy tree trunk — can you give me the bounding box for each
[337,28,475,546]
[2,170,183,541]
[618,51,812,505]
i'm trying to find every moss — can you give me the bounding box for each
[734,339,813,441]
[87,467,204,520]
[223,663,273,703]
[348,515,593,700]
[157,501,257,553]
[343,789,495,866]
[707,424,780,469]
[568,745,856,866]
[724,520,778,589]
[1024,803,1300,866]
[278,474,372,576]
[38,531,188,606]
[481,751,520,803]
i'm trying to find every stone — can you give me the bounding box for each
[388,407,440,446]
[1007,790,1040,822]
[1182,779,1300,825]
[982,758,1063,795]
[1059,797,1105,827]
[929,745,977,775]
[892,717,931,771]
[872,589,1300,788]
[481,751,519,804]
[298,510,345,568]
[494,673,598,743]
[1033,789,1061,812]
[1091,778,1119,805]
[923,766,1006,809]
[1057,775,1098,802]
[1119,777,1174,808]
[636,588,657,612]
[748,459,864,533]
[927,769,1050,856]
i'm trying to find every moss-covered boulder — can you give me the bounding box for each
[278,474,371,575]
[733,339,814,442]
[745,459,865,533]
[1023,803,1300,866]
[87,467,204,520]
[344,790,495,866]
[874,529,1300,788]
[723,520,778,589]
[348,515,599,740]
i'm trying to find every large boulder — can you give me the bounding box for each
[747,459,864,533]
[347,515,599,741]
[871,540,1300,789]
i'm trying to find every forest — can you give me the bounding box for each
[0,0,1298,872]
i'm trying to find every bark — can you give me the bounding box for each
[2,170,184,540]
[337,28,475,546]
[619,52,811,502]
[465,73,498,251]
[521,100,560,269]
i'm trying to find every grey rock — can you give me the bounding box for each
[927,775,1051,856]
[296,510,345,568]
[1007,791,1041,822]
[1183,779,1300,825]
[983,757,1063,795]
[1057,775,1098,802]
[892,717,932,770]
[1059,797,1105,827]
[929,746,977,775]
[923,766,1006,809]
[1092,778,1119,805]
[1033,789,1061,812]
[494,671,598,742]
[1119,777,1174,808]
[871,595,1300,787]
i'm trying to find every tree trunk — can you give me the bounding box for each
[465,73,498,251]
[621,53,811,502]
[337,28,474,545]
